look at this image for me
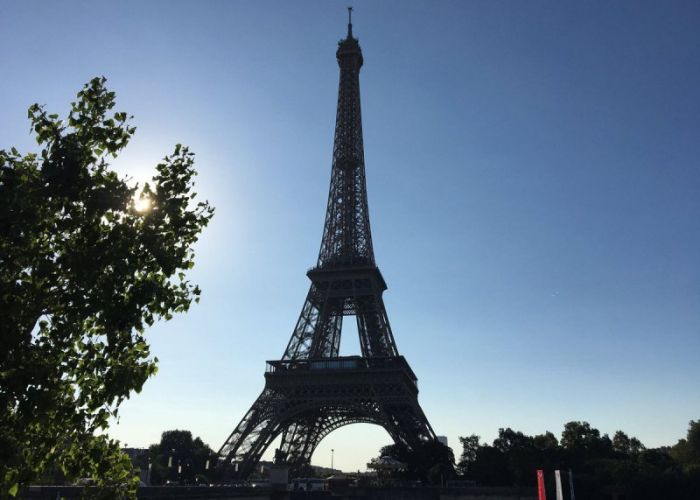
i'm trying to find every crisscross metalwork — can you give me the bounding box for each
[217,17,437,478]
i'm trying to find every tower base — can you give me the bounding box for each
[217,356,436,479]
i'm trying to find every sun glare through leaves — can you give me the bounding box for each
[133,190,152,213]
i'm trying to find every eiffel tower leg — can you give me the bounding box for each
[309,299,343,358]
[277,416,343,473]
[282,290,322,360]
[382,401,436,451]
[217,389,284,479]
[283,288,344,360]
[356,294,398,358]
[277,416,322,472]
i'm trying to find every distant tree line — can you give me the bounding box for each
[378,420,700,499]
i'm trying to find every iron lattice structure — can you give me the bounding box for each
[217,13,437,478]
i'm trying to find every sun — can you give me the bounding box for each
[133,194,152,213]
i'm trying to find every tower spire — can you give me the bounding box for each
[347,6,353,38]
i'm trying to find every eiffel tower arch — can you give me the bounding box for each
[217,11,438,478]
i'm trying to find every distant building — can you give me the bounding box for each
[121,447,149,461]
[437,436,448,447]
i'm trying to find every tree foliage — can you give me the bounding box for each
[147,430,216,485]
[0,77,214,497]
[456,420,700,499]
[671,420,700,470]
[459,428,563,487]
[457,434,480,472]
[613,430,644,456]
[378,440,455,484]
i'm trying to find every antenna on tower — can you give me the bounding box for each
[347,6,353,38]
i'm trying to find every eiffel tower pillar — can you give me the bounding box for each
[217,10,439,478]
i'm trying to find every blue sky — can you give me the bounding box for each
[1,1,699,471]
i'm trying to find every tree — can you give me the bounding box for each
[561,421,613,457]
[688,420,700,463]
[533,431,559,452]
[671,420,700,468]
[457,434,481,474]
[454,421,700,499]
[148,430,215,485]
[492,428,540,486]
[0,77,214,497]
[468,445,511,486]
[493,428,533,454]
[561,421,601,451]
[377,441,455,483]
[613,431,645,456]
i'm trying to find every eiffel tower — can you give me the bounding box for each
[217,10,438,477]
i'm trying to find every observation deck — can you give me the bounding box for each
[265,355,418,392]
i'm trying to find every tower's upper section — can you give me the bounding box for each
[336,8,363,68]
[316,10,375,269]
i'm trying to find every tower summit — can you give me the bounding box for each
[217,13,439,478]
[318,5,367,269]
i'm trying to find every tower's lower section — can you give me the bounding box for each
[217,356,436,479]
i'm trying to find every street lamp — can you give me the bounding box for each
[331,449,335,472]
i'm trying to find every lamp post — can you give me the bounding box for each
[331,449,335,472]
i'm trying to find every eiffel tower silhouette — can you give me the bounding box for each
[217,10,438,477]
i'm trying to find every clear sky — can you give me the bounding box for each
[2,0,699,472]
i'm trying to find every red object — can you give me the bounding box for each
[537,469,547,500]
